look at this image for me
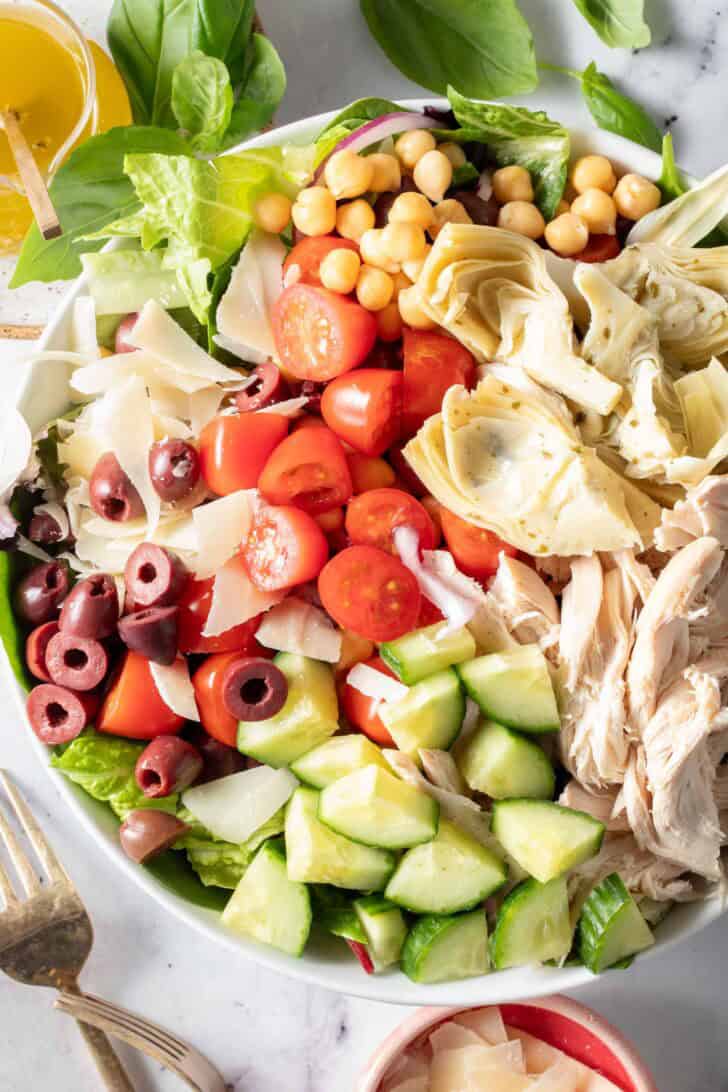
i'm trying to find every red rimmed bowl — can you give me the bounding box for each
[357,994,658,1091]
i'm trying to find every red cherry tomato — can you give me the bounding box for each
[417,597,444,627]
[283,235,359,286]
[192,652,242,747]
[199,413,288,496]
[243,505,329,592]
[401,329,476,436]
[419,495,443,543]
[271,284,377,382]
[573,233,621,263]
[314,507,345,534]
[97,652,185,739]
[318,545,421,642]
[346,453,396,494]
[321,368,402,456]
[440,507,517,580]
[345,488,437,556]
[258,425,353,514]
[177,565,265,654]
[339,655,396,746]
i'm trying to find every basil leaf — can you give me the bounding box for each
[570,0,650,49]
[580,63,662,151]
[190,0,255,86]
[223,34,287,147]
[171,52,233,152]
[360,0,537,99]
[9,126,190,288]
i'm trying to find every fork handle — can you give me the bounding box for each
[62,983,136,1092]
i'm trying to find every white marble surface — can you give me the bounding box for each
[2,1,728,1089]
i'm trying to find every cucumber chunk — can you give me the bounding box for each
[457,645,560,733]
[401,909,489,983]
[285,787,395,891]
[491,800,605,883]
[380,622,476,684]
[490,876,572,969]
[385,819,507,914]
[379,668,465,759]
[354,894,407,971]
[310,885,367,943]
[237,653,338,767]
[221,838,311,956]
[318,765,439,849]
[457,719,555,800]
[290,735,388,788]
[577,873,655,973]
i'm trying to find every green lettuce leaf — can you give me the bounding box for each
[176,805,286,888]
[81,250,190,315]
[569,0,650,49]
[171,52,233,153]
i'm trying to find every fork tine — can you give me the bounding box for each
[67,994,187,1057]
[0,797,39,897]
[0,771,69,885]
[0,851,17,906]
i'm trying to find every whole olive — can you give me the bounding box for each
[89,452,145,523]
[114,313,139,355]
[118,605,178,665]
[373,176,417,228]
[135,736,203,798]
[185,726,246,784]
[119,809,189,863]
[25,620,59,682]
[14,561,70,625]
[59,573,119,639]
[222,656,288,722]
[235,363,288,412]
[148,440,200,503]
[28,511,64,545]
[452,189,499,226]
[45,631,108,691]
[124,543,187,608]
[26,682,96,745]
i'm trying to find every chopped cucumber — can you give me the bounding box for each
[379,668,465,759]
[401,909,489,983]
[577,873,654,973]
[221,838,311,956]
[637,896,674,928]
[385,819,507,914]
[237,653,338,767]
[285,787,395,891]
[490,877,572,969]
[491,800,605,883]
[310,885,367,943]
[380,622,476,684]
[354,895,407,971]
[318,765,439,849]
[457,719,555,800]
[457,645,560,733]
[290,735,388,788]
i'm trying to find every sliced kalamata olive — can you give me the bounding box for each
[89,452,145,523]
[452,189,499,226]
[234,362,288,412]
[26,683,95,744]
[14,561,70,625]
[45,631,108,691]
[374,176,418,228]
[124,543,188,608]
[135,736,203,798]
[185,726,246,784]
[222,657,288,721]
[59,573,119,639]
[118,606,178,665]
[114,313,139,355]
[148,440,200,503]
[25,620,60,682]
[119,809,189,863]
[0,504,20,551]
[296,379,324,415]
[28,511,64,545]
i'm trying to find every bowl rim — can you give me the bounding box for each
[6,95,723,1006]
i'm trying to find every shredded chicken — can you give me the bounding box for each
[487,555,560,652]
[559,779,631,831]
[569,831,700,903]
[656,475,728,551]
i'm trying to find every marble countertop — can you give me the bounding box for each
[2,2,728,1089]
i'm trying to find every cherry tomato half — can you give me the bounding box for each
[97,652,185,739]
[258,425,353,515]
[283,235,359,286]
[243,504,329,592]
[321,368,402,457]
[573,233,621,263]
[345,488,437,556]
[314,507,345,534]
[339,655,396,746]
[177,565,265,654]
[271,284,377,382]
[199,413,288,496]
[346,453,396,494]
[401,329,476,436]
[318,545,421,642]
[440,507,518,580]
[192,651,243,747]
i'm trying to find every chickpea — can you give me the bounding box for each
[391,271,412,300]
[438,142,467,168]
[356,265,394,311]
[571,154,616,195]
[320,248,361,294]
[398,285,436,330]
[388,191,434,229]
[544,212,589,257]
[613,173,662,220]
[492,165,534,204]
[291,186,337,236]
[381,221,427,264]
[336,198,375,242]
[359,228,400,273]
[570,188,617,235]
[402,245,431,282]
[368,152,401,193]
[429,199,472,239]
[377,302,404,342]
[254,192,292,234]
[497,200,545,240]
[413,149,454,204]
[394,129,436,170]
[324,149,375,199]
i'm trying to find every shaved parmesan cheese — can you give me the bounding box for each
[0,408,31,499]
[258,396,309,417]
[386,1079,428,1092]
[188,387,224,434]
[529,1060,580,1091]
[192,490,258,579]
[454,1007,508,1045]
[394,526,485,634]
[95,374,160,535]
[33,502,70,542]
[429,1044,530,1092]
[212,332,269,366]
[202,555,282,636]
[346,662,408,703]
[16,534,53,563]
[150,657,199,721]
[256,597,342,662]
[216,229,286,364]
[70,296,100,359]
[503,1030,560,1075]
[129,300,242,385]
[429,1022,484,1054]
[182,765,297,844]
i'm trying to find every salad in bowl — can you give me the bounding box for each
[2,90,728,997]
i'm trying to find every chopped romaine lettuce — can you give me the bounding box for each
[81,250,190,315]
[175,806,286,889]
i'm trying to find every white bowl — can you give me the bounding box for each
[5,98,722,1005]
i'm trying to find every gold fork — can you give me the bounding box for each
[0,770,226,1092]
